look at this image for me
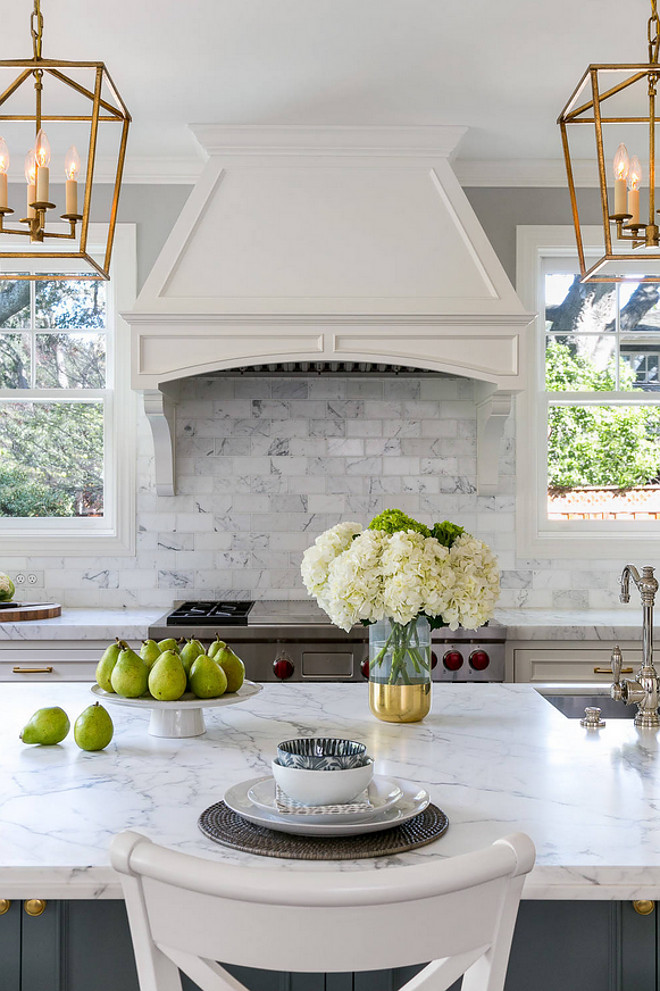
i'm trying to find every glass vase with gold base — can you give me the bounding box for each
[368,616,431,723]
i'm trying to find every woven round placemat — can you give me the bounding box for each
[198,802,448,860]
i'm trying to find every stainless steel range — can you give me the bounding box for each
[149,600,506,684]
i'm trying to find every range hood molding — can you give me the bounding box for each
[126,125,533,497]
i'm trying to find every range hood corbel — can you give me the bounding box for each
[125,125,533,498]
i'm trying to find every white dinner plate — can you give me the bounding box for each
[224,776,429,836]
[246,775,403,824]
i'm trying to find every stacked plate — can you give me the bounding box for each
[224,736,430,837]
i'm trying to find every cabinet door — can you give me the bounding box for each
[513,646,642,683]
[21,900,62,991]
[0,641,106,683]
[0,900,20,991]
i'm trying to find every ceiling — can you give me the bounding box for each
[0,0,653,184]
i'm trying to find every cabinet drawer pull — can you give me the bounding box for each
[12,666,53,674]
[633,900,655,915]
[0,900,10,915]
[24,900,46,917]
[593,666,633,675]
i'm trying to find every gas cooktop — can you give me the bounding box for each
[165,601,254,626]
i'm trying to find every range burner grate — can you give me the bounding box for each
[166,601,254,626]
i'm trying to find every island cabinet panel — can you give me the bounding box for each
[2,899,653,991]
[0,899,21,991]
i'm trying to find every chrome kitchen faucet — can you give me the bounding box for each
[611,564,660,728]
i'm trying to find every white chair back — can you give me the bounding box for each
[110,831,535,991]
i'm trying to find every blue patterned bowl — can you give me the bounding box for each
[276,737,368,770]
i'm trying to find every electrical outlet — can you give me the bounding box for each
[12,571,43,589]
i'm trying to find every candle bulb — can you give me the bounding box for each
[34,128,51,204]
[628,155,642,225]
[0,137,9,211]
[613,143,630,215]
[24,149,36,219]
[64,145,80,215]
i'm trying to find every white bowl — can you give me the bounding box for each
[271,757,374,806]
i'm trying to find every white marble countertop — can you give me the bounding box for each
[0,608,164,642]
[0,605,649,643]
[2,680,660,902]
[495,607,646,642]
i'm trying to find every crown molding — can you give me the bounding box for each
[7,151,595,188]
[189,124,468,159]
[455,158,597,188]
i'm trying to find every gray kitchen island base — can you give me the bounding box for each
[2,898,653,991]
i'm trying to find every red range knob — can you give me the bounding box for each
[430,650,438,670]
[443,649,463,671]
[469,649,490,671]
[273,656,294,680]
[360,658,370,680]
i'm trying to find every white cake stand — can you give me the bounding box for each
[89,680,263,738]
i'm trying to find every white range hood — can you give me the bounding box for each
[125,125,533,496]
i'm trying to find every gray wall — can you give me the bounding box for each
[464,186,604,285]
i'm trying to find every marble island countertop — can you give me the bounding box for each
[2,680,660,902]
[0,605,650,642]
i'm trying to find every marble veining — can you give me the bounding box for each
[0,608,163,642]
[3,681,660,901]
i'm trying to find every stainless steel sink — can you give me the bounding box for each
[540,693,635,719]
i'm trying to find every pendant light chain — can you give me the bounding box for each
[30,0,43,61]
[649,0,660,64]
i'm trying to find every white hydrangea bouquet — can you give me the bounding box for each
[301,510,499,697]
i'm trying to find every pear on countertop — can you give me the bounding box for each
[74,703,114,751]
[20,706,70,745]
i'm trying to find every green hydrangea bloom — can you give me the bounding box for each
[368,509,430,537]
[431,520,465,548]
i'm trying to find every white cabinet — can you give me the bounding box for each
[0,642,104,683]
[509,641,642,683]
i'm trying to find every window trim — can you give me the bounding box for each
[516,224,660,559]
[0,223,137,555]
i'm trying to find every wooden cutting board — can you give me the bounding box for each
[0,602,62,622]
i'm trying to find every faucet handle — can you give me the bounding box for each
[611,645,623,684]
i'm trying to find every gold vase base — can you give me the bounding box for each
[369,681,431,723]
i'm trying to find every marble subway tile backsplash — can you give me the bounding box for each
[11,374,628,609]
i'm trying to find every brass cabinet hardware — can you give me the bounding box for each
[633,900,655,915]
[0,900,11,915]
[594,666,633,675]
[24,899,47,917]
[12,666,53,674]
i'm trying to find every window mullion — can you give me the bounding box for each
[30,279,36,389]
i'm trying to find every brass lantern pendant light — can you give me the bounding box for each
[559,0,660,283]
[0,0,130,280]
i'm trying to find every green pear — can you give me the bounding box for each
[157,637,180,653]
[96,638,122,692]
[215,646,245,693]
[207,636,227,660]
[110,644,149,698]
[20,706,70,745]
[189,654,227,699]
[180,638,204,678]
[148,649,187,701]
[74,703,114,751]
[139,639,162,669]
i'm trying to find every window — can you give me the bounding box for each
[0,225,136,554]
[517,226,660,558]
